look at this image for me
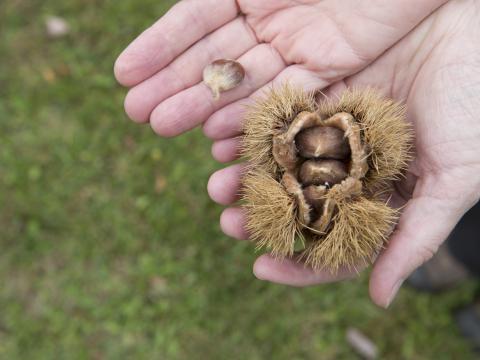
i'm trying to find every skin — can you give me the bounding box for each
[115,0,480,308]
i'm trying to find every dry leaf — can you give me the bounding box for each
[155,175,167,193]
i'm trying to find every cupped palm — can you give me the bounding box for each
[115,0,480,307]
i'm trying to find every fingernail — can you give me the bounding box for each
[385,279,404,308]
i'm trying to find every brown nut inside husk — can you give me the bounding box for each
[272,110,369,234]
[203,59,245,100]
[296,126,350,159]
[241,85,413,271]
[299,159,348,186]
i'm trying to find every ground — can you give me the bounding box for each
[0,0,477,358]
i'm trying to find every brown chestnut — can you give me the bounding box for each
[295,126,350,159]
[203,59,245,100]
[299,159,348,186]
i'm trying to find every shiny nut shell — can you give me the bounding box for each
[299,159,348,186]
[296,126,350,159]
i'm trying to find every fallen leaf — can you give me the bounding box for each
[42,68,56,83]
[155,175,167,193]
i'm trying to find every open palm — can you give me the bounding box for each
[114,0,480,307]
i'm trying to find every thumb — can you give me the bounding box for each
[369,172,478,308]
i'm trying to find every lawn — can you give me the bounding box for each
[0,0,477,358]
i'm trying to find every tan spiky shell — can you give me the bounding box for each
[317,90,413,193]
[241,84,413,272]
[242,84,316,175]
[242,169,301,258]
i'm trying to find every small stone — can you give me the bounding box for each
[45,16,70,38]
[346,327,378,360]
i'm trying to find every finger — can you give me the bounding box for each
[253,254,358,286]
[150,44,285,137]
[369,173,474,308]
[263,0,449,78]
[203,65,330,140]
[321,80,349,100]
[114,0,239,86]
[220,207,249,240]
[203,99,248,140]
[207,163,245,205]
[211,137,241,163]
[124,18,258,123]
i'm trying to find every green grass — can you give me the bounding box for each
[0,0,478,358]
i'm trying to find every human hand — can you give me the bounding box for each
[114,0,480,308]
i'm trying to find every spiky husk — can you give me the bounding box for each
[242,84,316,174]
[317,89,413,192]
[302,197,398,271]
[242,169,301,257]
[241,84,413,271]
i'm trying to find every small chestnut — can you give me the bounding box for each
[203,59,245,100]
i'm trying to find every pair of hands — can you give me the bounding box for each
[114,0,480,308]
